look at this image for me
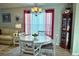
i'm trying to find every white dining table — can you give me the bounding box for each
[19,33,56,56]
[19,33,53,45]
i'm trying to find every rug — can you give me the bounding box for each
[0,45,18,56]
[0,45,10,55]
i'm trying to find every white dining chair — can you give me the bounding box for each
[39,31,58,56]
[19,35,41,56]
[38,31,53,56]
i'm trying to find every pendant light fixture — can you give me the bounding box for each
[31,3,42,16]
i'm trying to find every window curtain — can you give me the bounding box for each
[24,10,31,34]
[45,9,54,39]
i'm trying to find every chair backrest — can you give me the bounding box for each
[19,33,41,56]
[19,39,41,55]
[25,41,34,48]
[20,39,34,48]
[19,40,35,55]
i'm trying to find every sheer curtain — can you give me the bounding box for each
[24,10,31,34]
[45,9,54,39]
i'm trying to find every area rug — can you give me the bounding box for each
[0,44,18,56]
[0,45,13,55]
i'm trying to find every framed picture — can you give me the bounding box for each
[2,13,11,23]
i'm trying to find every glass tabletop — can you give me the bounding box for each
[19,35,52,44]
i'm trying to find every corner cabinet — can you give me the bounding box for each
[60,12,72,49]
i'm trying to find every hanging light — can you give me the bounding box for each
[31,4,42,16]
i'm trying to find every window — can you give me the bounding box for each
[24,9,54,39]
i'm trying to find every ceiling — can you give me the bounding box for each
[0,3,72,9]
[0,3,48,8]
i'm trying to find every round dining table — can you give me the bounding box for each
[19,33,55,56]
[19,33,53,45]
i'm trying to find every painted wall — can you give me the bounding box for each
[0,8,28,31]
[71,3,79,55]
[0,3,71,45]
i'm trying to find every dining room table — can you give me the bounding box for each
[18,32,57,56]
[19,32,53,46]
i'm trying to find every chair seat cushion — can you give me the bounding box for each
[41,43,53,49]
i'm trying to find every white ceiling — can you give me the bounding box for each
[0,3,72,9]
[0,3,48,8]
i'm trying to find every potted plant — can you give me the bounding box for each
[32,33,38,40]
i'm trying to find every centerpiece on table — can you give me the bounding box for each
[32,33,38,40]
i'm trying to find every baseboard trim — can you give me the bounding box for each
[72,53,79,56]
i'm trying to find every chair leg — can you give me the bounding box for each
[53,45,56,56]
[19,47,23,56]
[20,50,23,56]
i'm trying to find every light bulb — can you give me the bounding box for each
[34,7,38,12]
[31,8,35,12]
[39,8,42,12]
